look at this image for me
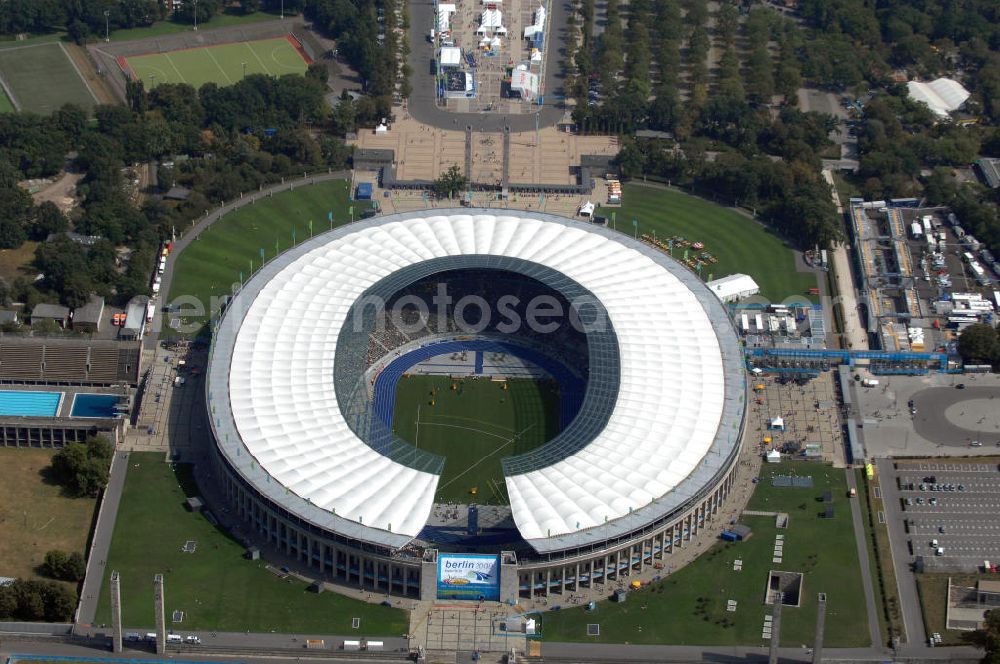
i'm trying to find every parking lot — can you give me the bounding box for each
[887,460,1000,571]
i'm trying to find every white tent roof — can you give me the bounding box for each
[907,78,970,118]
[214,212,730,543]
[480,8,503,28]
[578,201,595,215]
[706,273,759,301]
[439,46,461,67]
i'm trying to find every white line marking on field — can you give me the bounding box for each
[203,47,232,84]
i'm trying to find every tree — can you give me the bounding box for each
[240,0,260,13]
[31,201,69,241]
[432,164,467,199]
[958,323,999,365]
[969,608,1000,663]
[50,435,113,497]
[41,550,85,582]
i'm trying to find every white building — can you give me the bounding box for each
[439,46,462,68]
[907,78,970,119]
[477,9,507,36]
[523,5,546,37]
[510,66,538,100]
[437,4,456,34]
[706,273,760,303]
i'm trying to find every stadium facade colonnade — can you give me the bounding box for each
[206,209,747,602]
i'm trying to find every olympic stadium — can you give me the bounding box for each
[205,209,747,602]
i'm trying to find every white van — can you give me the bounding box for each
[936,547,945,556]
[166,634,183,643]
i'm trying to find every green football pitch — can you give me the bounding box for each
[124,37,309,88]
[392,375,560,504]
[0,42,96,114]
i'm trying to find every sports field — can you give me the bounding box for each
[94,453,408,635]
[0,448,97,585]
[541,462,870,647]
[124,36,309,89]
[167,179,352,335]
[393,375,560,504]
[0,87,13,113]
[0,42,96,114]
[600,183,818,303]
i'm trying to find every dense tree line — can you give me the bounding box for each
[0,579,76,622]
[616,106,842,248]
[306,0,404,114]
[0,63,349,311]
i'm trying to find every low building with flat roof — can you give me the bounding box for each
[31,303,69,328]
[72,295,105,333]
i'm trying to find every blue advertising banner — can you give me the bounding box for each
[437,554,500,600]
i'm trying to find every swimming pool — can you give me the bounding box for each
[70,394,122,418]
[0,390,62,417]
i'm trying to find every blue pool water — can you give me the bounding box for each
[0,390,62,417]
[71,394,121,418]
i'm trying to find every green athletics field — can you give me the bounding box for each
[0,42,96,114]
[541,462,870,647]
[600,183,818,303]
[392,375,560,504]
[94,453,408,635]
[125,36,309,89]
[167,179,353,336]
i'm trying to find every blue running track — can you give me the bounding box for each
[372,340,584,430]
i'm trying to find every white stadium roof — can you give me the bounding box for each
[208,211,742,550]
[907,78,970,118]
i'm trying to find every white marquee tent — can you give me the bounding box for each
[706,273,760,302]
[907,78,970,118]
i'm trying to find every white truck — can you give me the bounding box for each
[861,379,879,387]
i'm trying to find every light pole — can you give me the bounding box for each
[280,0,284,19]
[193,0,198,30]
[242,62,247,79]
[103,10,110,42]
[150,73,155,89]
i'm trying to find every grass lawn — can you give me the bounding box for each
[125,36,308,89]
[915,573,987,646]
[0,240,40,284]
[167,179,352,335]
[0,448,97,583]
[0,42,95,114]
[393,375,559,504]
[94,453,408,635]
[110,10,286,42]
[541,462,870,647]
[0,85,14,112]
[599,183,817,303]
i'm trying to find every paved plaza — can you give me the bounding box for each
[352,115,618,186]
[753,372,847,467]
[856,372,1000,457]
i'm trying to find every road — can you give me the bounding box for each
[405,0,568,132]
[877,457,928,646]
[76,451,130,626]
[844,468,883,648]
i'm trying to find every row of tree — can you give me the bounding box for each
[0,579,76,622]
[0,62,353,309]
